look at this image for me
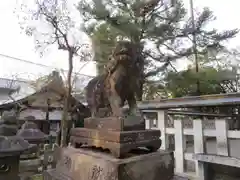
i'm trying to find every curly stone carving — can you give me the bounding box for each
[86,41,144,118]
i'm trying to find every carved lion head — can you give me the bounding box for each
[113,40,136,57]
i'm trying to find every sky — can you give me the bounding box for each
[0,0,96,80]
[0,0,240,80]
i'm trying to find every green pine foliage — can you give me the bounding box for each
[78,0,238,73]
[78,0,239,98]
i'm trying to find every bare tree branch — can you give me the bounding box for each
[16,0,93,147]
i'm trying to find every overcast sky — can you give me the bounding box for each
[0,0,239,80]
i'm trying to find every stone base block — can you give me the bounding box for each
[43,147,174,180]
[70,128,161,157]
[84,115,145,131]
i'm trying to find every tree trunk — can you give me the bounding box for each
[44,98,50,135]
[60,50,73,147]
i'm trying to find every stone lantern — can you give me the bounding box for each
[0,111,33,180]
[17,121,48,145]
[17,121,49,162]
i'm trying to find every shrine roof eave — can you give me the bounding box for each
[0,90,87,111]
[0,93,37,110]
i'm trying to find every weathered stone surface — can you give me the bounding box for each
[0,155,21,180]
[0,124,18,136]
[211,164,240,180]
[0,136,30,155]
[1,111,18,125]
[85,41,144,118]
[71,128,160,143]
[17,121,48,144]
[0,111,34,180]
[20,121,38,129]
[84,115,145,131]
[43,147,174,180]
[70,128,161,157]
[194,153,240,180]
[0,111,18,136]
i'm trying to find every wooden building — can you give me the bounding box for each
[0,71,90,135]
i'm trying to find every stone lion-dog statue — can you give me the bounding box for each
[85,40,144,118]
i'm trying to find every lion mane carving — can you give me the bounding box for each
[85,40,144,118]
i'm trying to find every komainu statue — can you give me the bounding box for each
[86,40,144,118]
[71,41,162,158]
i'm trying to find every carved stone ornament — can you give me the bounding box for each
[85,40,145,118]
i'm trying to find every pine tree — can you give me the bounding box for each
[78,0,238,77]
[91,24,124,73]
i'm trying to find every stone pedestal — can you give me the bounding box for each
[70,115,161,158]
[70,128,161,157]
[84,115,145,131]
[43,147,174,180]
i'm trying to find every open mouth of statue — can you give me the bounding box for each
[117,49,131,56]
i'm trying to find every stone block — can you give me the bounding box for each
[70,128,161,157]
[84,115,145,131]
[43,147,174,180]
